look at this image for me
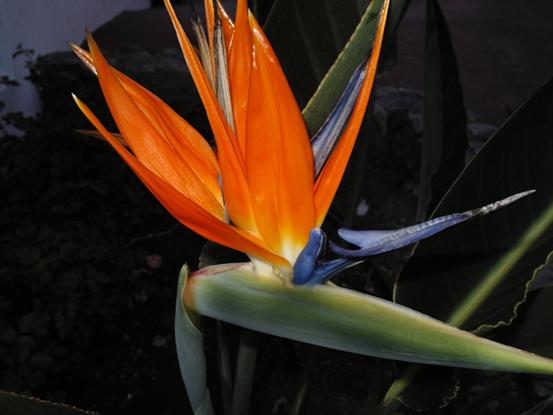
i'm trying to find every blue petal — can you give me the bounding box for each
[308,257,365,285]
[293,229,363,286]
[293,228,327,285]
[311,57,368,176]
[331,191,534,257]
[293,230,366,285]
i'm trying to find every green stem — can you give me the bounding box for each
[217,321,233,415]
[381,363,420,406]
[231,328,259,415]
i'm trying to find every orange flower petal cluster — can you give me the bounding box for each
[72,0,387,281]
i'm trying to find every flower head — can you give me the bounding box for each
[72,0,388,282]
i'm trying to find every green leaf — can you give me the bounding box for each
[395,75,553,332]
[387,76,553,409]
[264,0,412,136]
[417,0,468,222]
[0,391,96,415]
[511,284,553,359]
[393,365,459,410]
[174,266,214,415]
[184,263,553,375]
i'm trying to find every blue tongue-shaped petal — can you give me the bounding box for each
[293,228,327,285]
[292,191,533,286]
[331,191,534,257]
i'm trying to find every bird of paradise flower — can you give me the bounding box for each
[71,0,553,413]
[71,0,391,284]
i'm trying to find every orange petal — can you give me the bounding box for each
[164,0,259,234]
[216,0,235,54]
[86,31,224,219]
[203,0,217,86]
[72,44,216,170]
[228,0,252,159]
[313,0,389,227]
[70,43,97,75]
[74,94,290,273]
[246,15,316,263]
[72,43,222,202]
[121,76,224,202]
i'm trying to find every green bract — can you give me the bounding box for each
[176,262,553,413]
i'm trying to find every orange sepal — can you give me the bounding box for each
[86,31,224,218]
[71,43,220,202]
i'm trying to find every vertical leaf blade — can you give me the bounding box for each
[417,0,468,222]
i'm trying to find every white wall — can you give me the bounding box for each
[0,0,150,127]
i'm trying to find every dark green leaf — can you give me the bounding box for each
[389,76,553,409]
[395,365,459,410]
[417,0,468,222]
[395,75,553,332]
[511,284,553,359]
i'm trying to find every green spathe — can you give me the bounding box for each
[183,262,553,374]
[175,265,214,415]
